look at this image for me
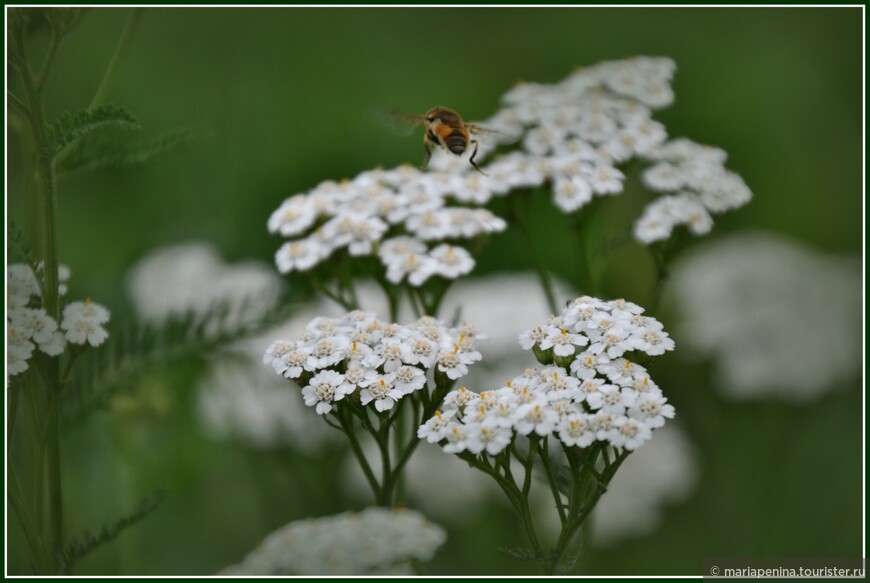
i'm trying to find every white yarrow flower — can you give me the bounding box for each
[61,300,110,347]
[302,370,354,415]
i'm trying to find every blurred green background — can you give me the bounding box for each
[6,7,863,575]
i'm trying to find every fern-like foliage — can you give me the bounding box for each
[8,220,40,273]
[56,125,212,174]
[48,104,140,157]
[57,489,166,572]
[62,294,305,425]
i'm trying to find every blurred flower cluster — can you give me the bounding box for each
[590,424,699,546]
[672,231,861,402]
[221,507,446,575]
[421,296,676,455]
[264,311,483,414]
[126,241,282,332]
[7,263,110,375]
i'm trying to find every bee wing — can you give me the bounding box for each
[378,110,427,137]
[466,123,521,145]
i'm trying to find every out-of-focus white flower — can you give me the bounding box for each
[196,357,334,450]
[220,507,447,575]
[342,439,500,524]
[7,325,35,376]
[438,273,576,357]
[61,299,110,347]
[197,304,340,450]
[7,307,66,358]
[126,241,282,332]
[35,262,72,297]
[671,232,861,402]
[428,244,474,281]
[7,264,41,308]
[6,263,98,371]
[591,424,699,546]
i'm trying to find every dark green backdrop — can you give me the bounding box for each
[6,7,863,575]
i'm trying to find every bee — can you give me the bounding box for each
[393,106,490,175]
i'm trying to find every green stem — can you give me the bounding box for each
[44,402,63,560]
[427,279,454,318]
[462,450,544,561]
[537,438,567,526]
[569,211,597,297]
[23,382,45,540]
[406,286,423,318]
[333,409,379,499]
[8,380,22,442]
[414,287,435,317]
[36,27,61,94]
[462,453,521,510]
[13,33,64,558]
[309,273,355,311]
[373,270,400,322]
[8,90,31,119]
[390,432,421,490]
[13,26,59,322]
[337,252,360,309]
[511,194,559,314]
[502,455,543,559]
[373,415,393,506]
[88,8,142,110]
[546,446,630,574]
[9,467,52,571]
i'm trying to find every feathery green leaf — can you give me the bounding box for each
[56,125,212,174]
[8,220,40,273]
[62,293,304,425]
[57,489,166,572]
[49,104,140,157]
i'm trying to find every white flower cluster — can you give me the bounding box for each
[7,263,110,376]
[424,57,747,241]
[220,507,447,575]
[672,232,861,402]
[634,138,753,243]
[264,310,483,414]
[268,165,506,285]
[483,57,750,240]
[419,296,675,455]
[268,57,750,281]
[476,57,674,213]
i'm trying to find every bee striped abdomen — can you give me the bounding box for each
[445,130,467,155]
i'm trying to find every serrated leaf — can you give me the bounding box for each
[57,489,166,572]
[56,125,212,173]
[49,104,140,157]
[8,220,39,273]
[497,546,541,561]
